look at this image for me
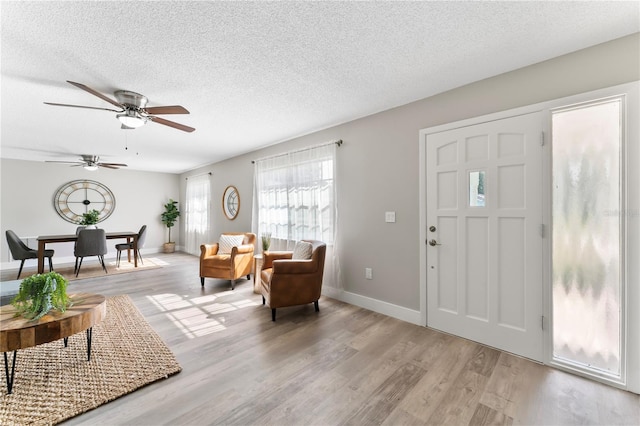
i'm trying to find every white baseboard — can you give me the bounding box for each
[322,286,422,326]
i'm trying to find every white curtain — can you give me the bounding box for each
[185,174,211,255]
[252,142,341,289]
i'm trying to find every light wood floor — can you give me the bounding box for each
[3,252,639,425]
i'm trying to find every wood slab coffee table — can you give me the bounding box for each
[0,293,106,394]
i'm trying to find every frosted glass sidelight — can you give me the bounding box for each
[552,99,621,376]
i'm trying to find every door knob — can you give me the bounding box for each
[428,239,442,246]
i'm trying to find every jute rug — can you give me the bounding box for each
[0,295,182,425]
[58,257,163,281]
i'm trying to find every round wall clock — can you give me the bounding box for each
[53,179,115,224]
[223,185,239,220]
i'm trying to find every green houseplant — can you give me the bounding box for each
[161,199,180,253]
[11,272,71,320]
[78,209,100,226]
[261,232,271,252]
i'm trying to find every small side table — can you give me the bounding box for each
[253,254,263,294]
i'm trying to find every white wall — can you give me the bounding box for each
[179,33,640,320]
[1,159,180,269]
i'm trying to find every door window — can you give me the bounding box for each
[551,97,622,377]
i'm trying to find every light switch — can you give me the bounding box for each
[385,211,396,223]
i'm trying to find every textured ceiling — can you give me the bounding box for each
[1,1,639,173]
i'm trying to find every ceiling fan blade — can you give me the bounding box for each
[99,162,128,167]
[45,160,85,165]
[67,81,123,109]
[148,116,195,133]
[144,105,190,115]
[44,102,122,113]
[98,164,120,169]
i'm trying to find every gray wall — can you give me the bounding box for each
[1,159,180,268]
[2,34,637,313]
[180,33,640,313]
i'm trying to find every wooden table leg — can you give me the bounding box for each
[133,236,138,268]
[37,240,46,274]
[126,237,132,263]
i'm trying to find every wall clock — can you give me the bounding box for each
[223,185,239,220]
[53,179,115,224]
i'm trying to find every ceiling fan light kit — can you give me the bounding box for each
[44,81,195,133]
[117,110,146,128]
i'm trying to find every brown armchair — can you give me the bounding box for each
[260,240,326,321]
[200,232,256,290]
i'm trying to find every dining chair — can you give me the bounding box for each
[115,225,146,267]
[5,230,54,279]
[74,229,108,277]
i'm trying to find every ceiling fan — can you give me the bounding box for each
[46,155,128,171]
[44,80,195,133]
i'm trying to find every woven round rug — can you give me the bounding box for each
[0,295,181,425]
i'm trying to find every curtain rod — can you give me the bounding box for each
[185,171,212,180]
[251,139,342,164]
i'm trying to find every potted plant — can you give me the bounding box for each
[161,198,180,253]
[261,232,271,252]
[78,209,100,229]
[11,272,71,320]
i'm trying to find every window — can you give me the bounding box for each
[469,170,486,207]
[185,174,211,255]
[252,143,337,249]
[551,97,623,378]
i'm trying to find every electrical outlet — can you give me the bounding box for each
[365,268,373,280]
[385,211,396,223]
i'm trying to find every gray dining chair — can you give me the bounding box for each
[6,230,54,279]
[115,225,146,267]
[74,228,108,277]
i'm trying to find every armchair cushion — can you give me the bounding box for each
[218,234,245,254]
[292,241,313,260]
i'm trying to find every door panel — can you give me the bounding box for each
[426,112,544,361]
[466,217,488,320]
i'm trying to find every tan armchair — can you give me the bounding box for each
[261,240,326,321]
[200,232,256,290]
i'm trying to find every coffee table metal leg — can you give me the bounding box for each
[3,350,17,394]
[87,327,93,361]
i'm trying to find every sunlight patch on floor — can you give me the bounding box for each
[145,257,170,266]
[146,292,260,339]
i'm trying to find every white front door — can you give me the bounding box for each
[426,112,544,361]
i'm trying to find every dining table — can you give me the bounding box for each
[36,231,139,274]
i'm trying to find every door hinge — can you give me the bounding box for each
[540,132,545,146]
[539,224,545,238]
[541,315,545,330]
